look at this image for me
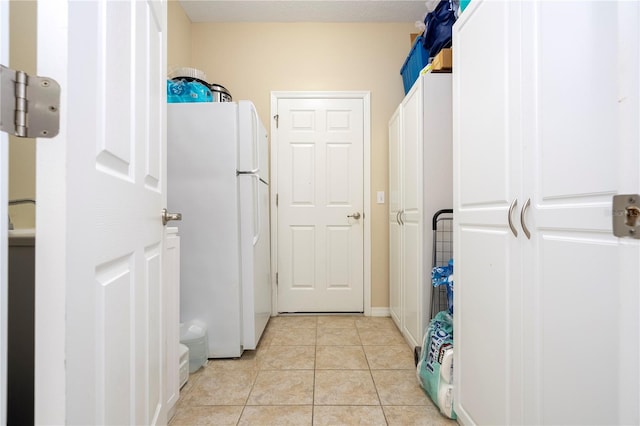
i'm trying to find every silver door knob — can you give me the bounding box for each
[162,208,182,226]
[347,212,361,220]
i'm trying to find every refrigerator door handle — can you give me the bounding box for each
[238,170,262,244]
[237,169,268,185]
[236,168,259,176]
[251,105,261,172]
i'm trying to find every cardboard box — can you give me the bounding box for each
[432,48,452,71]
[410,33,421,46]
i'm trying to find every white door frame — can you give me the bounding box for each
[269,91,371,316]
[0,1,9,423]
[35,2,67,422]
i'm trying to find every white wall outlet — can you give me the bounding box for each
[376,191,385,204]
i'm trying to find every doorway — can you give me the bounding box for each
[270,91,371,314]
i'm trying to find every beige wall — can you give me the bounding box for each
[8,0,37,229]
[7,1,411,309]
[7,0,190,231]
[188,22,414,308]
[168,0,192,72]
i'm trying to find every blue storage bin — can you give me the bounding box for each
[400,35,430,94]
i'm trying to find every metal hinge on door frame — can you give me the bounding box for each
[0,64,60,138]
[276,272,278,286]
[273,114,279,129]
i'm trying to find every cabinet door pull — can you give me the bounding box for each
[508,198,518,237]
[396,211,401,225]
[399,210,404,226]
[521,198,531,239]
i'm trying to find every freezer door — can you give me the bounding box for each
[238,101,269,184]
[258,117,269,184]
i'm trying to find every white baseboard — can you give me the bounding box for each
[369,307,390,317]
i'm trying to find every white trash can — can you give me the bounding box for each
[180,320,208,373]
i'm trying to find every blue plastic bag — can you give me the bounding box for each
[167,79,213,103]
[432,258,454,314]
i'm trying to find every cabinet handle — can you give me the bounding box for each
[399,210,404,226]
[521,198,531,239]
[396,210,401,225]
[508,198,518,237]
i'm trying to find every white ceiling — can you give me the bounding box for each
[178,0,434,23]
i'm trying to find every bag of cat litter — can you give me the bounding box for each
[416,310,456,419]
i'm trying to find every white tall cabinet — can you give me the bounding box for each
[453,1,640,425]
[389,73,452,349]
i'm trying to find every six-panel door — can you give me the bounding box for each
[276,97,364,312]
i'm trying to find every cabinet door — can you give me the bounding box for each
[453,1,524,424]
[456,1,640,425]
[401,78,425,348]
[521,2,640,424]
[388,106,403,329]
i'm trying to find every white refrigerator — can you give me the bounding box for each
[167,101,271,358]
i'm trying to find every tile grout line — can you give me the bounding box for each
[361,327,390,425]
[172,316,444,425]
[312,322,318,425]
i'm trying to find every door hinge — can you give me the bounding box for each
[0,64,60,138]
[274,114,279,129]
[276,272,278,285]
[276,193,278,207]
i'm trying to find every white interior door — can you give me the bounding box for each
[275,96,364,312]
[36,1,168,424]
[0,1,8,423]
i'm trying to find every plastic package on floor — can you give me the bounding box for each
[416,311,456,419]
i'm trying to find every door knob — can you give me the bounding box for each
[347,212,361,220]
[162,208,182,226]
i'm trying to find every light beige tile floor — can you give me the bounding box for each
[170,315,458,426]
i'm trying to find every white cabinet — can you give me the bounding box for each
[389,72,453,349]
[164,228,181,421]
[389,105,403,328]
[453,1,640,425]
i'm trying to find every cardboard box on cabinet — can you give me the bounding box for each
[432,48,452,71]
[410,32,422,46]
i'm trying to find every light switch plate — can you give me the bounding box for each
[376,191,385,204]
